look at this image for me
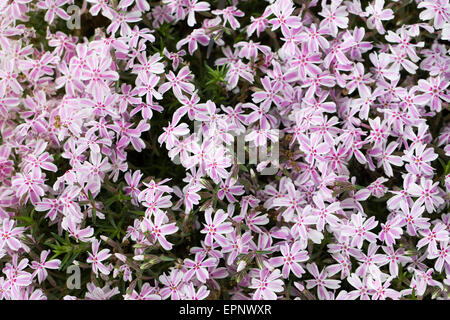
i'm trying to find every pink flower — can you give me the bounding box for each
[381,246,411,277]
[408,178,444,213]
[124,170,143,204]
[371,142,403,177]
[299,133,330,167]
[136,72,163,104]
[12,170,45,205]
[183,252,217,283]
[417,223,449,255]
[305,263,341,300]
[269,241,309,278]
[163,48,186,70]
[37,0,70,24]
[403,143,438,176]
[221,231,252,265]
[341,213,378,249]
[86,0,114,19]
[368,275,400,300]
[411,268,443,296]
[185,0,210,27]
[367,177,388,198]
[365,0,394,34]
[81,55,119,96]
[247,7,271,37]
[125,282,161,300]
[85,282,120,300]
[249,268,284,300]
[290,44,322,79]
[159,269,185,300]
[379,215,404,246]
[218,177,244,203]
[354,243,387,277]
[141,211,178,250]
[19,52,59,82]
[0,219,24,251]
[183,283,210,300]
[400,201,430,236]
[201,208,233,246]
[176,29,210,55]
[31,250,61,284]
[212,6,244,30]
[133,53,165,75]
[415,77,450,112]
[298,23,330,52]
[346,274,373,300]
[159,66,195,99]
[418,0,450,29]
[269,0,302,36]
[319,0,349,36]
[87,239,112,276]
[311,195,341,231]
[107,10,141,36]
[427,241,450,272]
[0,61,22,94]
[158,113,190,150]
[23,140,58,175]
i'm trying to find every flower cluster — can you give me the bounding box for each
[0,0,448,300]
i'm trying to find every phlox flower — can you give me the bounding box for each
[368,275,400,300]
[141,211,178,250]
[408,178,444,213]
[341,212,378,249]
[183,283,210,300]
[159,269,185,300]
[212,6,244,30]
[410,268,443,297]
[249,268,284,300]
[183,252,217,283]
[0,219,24,252]
[365,0,394,34]
[319,0,349,36]
[87,240,112,276]
[37,0,70,24]
[305,263,341,300]
[31,250,61,284]
[269,241,309,278]
[417,223,449,255]
[427,241,450,273]
[201,208,233,246]
[418,0,450,29]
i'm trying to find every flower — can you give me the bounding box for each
[249,268,284,300]
[87,240,112,276]
[183,252,217,283]
[201,208,233,246]
[31,250,61,284]
[417,223,449,255]
[268,241,309,278]
[341,212,378,249]
[408,178,444,213]
[37,0,70,24]
[141,211,178,250]
[212,6,244,30]
[305,263,341,300]
[368,275,400,300]
[0,219,24,252]
[365,0,394,34]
